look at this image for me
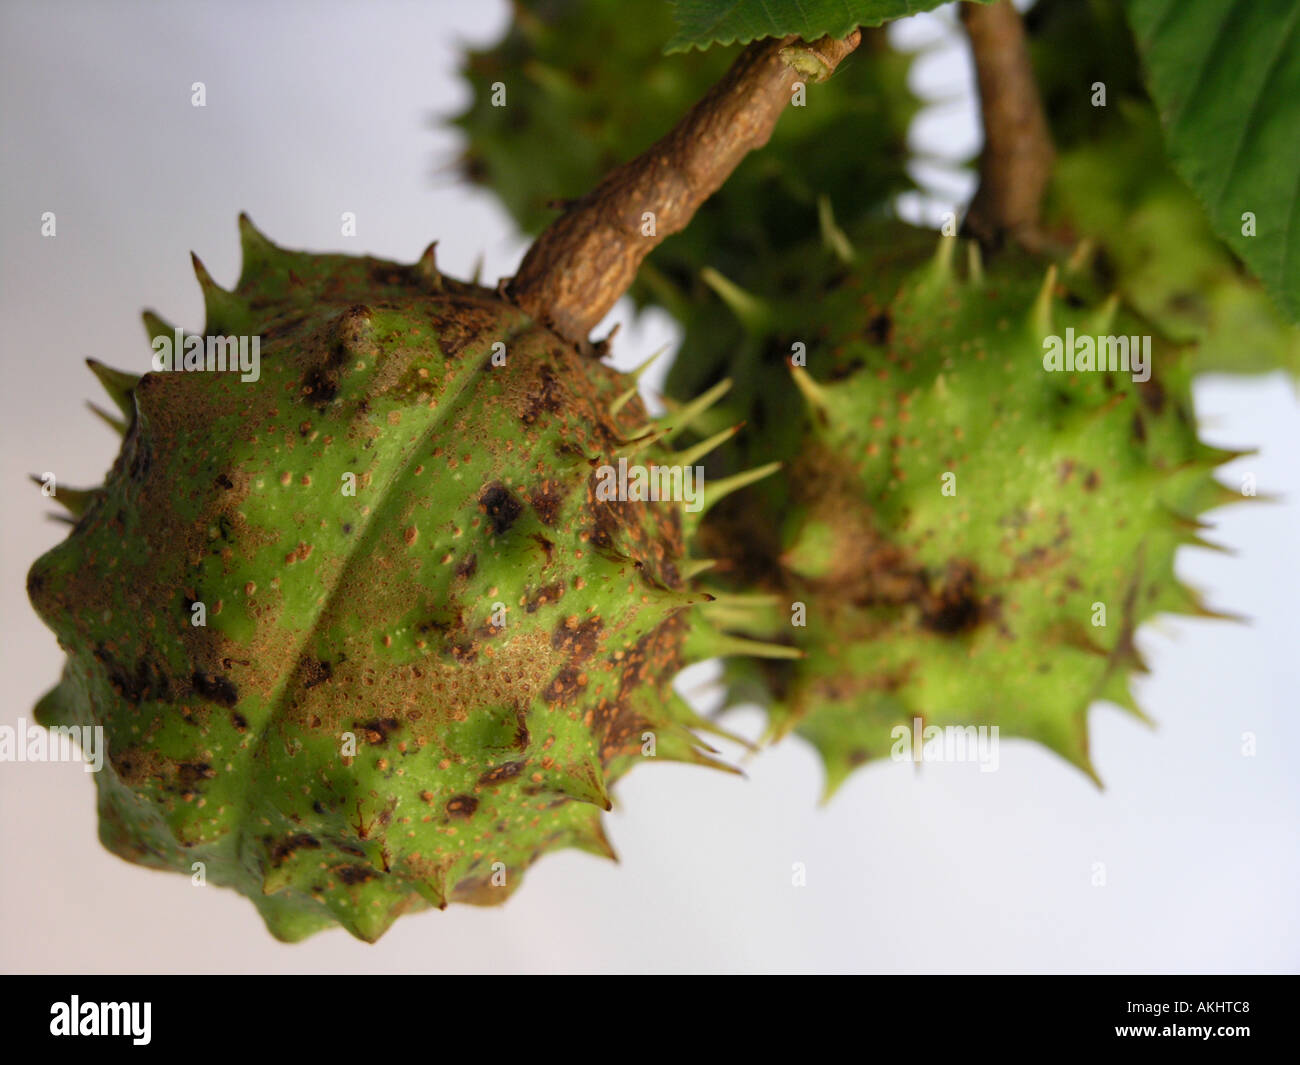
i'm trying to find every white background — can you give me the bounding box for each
[1,0,1296,973]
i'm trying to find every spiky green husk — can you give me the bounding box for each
[683,221,1245,796]
[454,0,917,302]
[1044,107,1300,382]
[651,0,1280,795]
[1025,0,1300,379]
[26,217,771,942]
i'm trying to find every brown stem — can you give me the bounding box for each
[506,32,861,346]
[961,0,1054,248]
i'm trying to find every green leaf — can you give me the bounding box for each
[666,0,992,53]
[1126,0,1300,322]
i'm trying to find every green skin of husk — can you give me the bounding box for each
[1042,106,1300,382]
[683,222,1244,797]
[1026,0,1299,379]
[652,0,1286,797]
[27,218,741,942]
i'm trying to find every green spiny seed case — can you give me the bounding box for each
[686,223,1245,796]
[1018,0,1300,380]
[26,217,774,942]
[1043,108,1300,382]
